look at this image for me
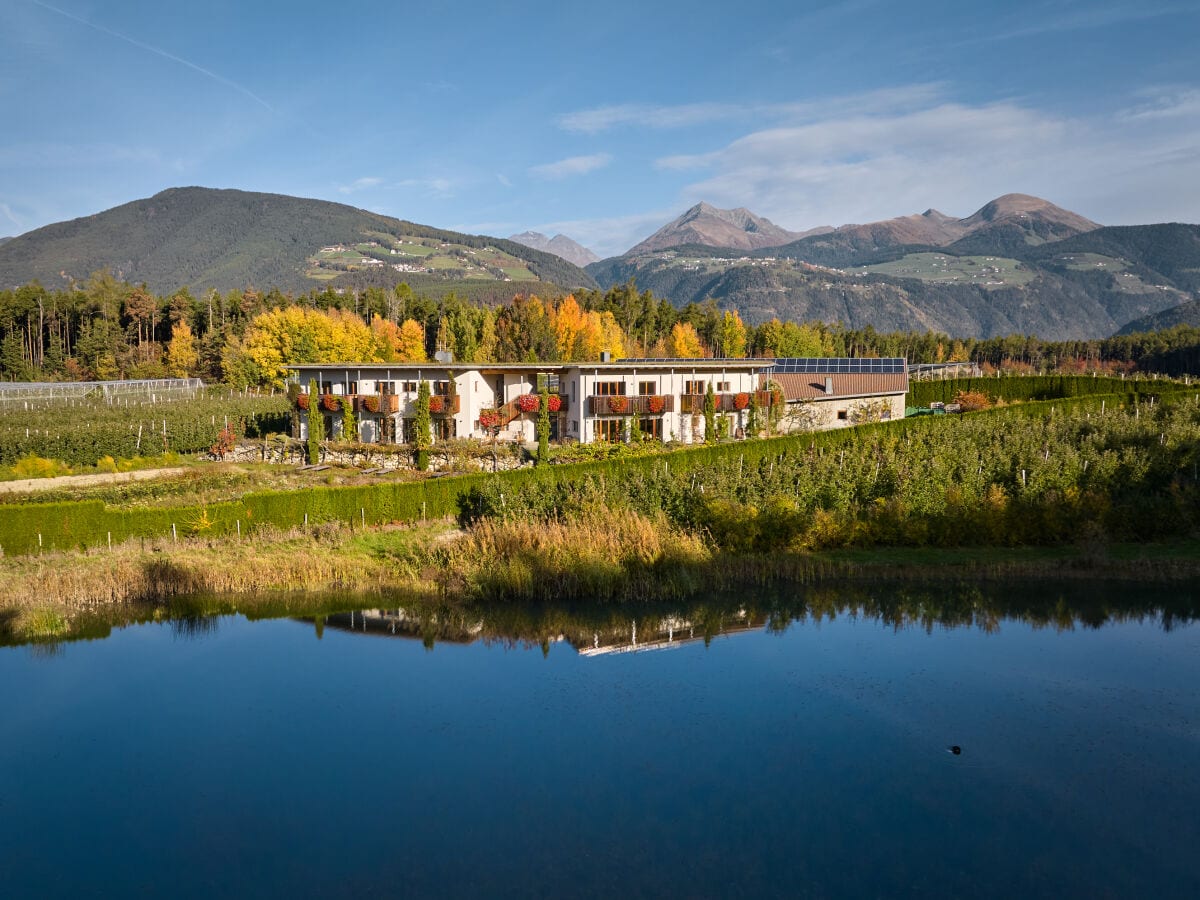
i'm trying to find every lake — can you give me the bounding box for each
[2,582,1198,898]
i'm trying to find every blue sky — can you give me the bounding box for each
[2,0,1198,256]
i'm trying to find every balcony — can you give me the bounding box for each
[587,395,675,416]
[679,391,777,414]
[354,394,400,414]
[428,394,461,416]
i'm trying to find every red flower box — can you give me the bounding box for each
[516,393,540,413]
[363,395,381,414]
[547,394,562,413]
[647,395,665,414]
[296,393,310,410]
[607,396,629,414]
[321,394,340,412]
[429,395,445,413]
[733,392,750,410]
[478,409,501,428]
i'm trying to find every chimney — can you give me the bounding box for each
[600,351,612,363]
[824,377,833,395]
[434,349,454,364]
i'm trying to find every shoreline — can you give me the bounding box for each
[3,520,1199,645]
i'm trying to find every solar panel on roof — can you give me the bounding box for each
[768,357,906,374]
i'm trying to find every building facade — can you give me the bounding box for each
[286,357,908,445]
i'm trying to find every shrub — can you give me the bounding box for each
[320,394,340,413]
[955,390,993,412]
[363,395,381,414]
[296,393,310,411]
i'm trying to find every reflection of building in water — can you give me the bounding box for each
[320,607,765,656]
[568,609,763,656]
[323,608,487,646]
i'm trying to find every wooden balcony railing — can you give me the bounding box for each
[493,394,568,427]
[679,390,777,414]
[427,394,461,415]
[587,395,675,416]
[354,394,400,414]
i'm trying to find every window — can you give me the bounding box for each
[637,418,662,439]
[321,381,334,394]
[594,419,623,442]
[638,380,657,396]
[345,381,358,395]
[401,381,418,394]
[435,418,456,441]
[595,381,625,396]
[433,380,450,396]
[684,380,706,395]
[717,381,731,392]
[837,409,848,420]
[380,381,396,395]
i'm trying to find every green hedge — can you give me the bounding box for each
[906,375,1194,407]
[1,389,1183,556]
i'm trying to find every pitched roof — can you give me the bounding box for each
[766,372,908,402]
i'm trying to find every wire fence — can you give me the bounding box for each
[0,379,207,410]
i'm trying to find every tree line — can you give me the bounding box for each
[3,270,1199,385]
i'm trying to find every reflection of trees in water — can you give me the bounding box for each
[313,581,1199,652]
[4,580,1196,651]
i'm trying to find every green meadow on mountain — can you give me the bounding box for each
[0,187,596,298]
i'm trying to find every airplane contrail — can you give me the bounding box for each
[29,0,277,113]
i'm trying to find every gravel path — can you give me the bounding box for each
[0,467,189,495]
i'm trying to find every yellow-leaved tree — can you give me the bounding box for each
[237,307,381,388]
[668,322,705,358]
[396,319,427,361]
[165,321,199,377]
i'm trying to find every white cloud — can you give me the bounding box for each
[558,86,946,134]
[396,177,456,198]
[337,176,383,195]
[0,203,23,230]
[649,92,1200,231]
[529,153,612,180]
[496,173,512,187]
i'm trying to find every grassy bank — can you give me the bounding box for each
[4,513,1199,647]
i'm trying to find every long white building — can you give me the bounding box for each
[285,357,907,445]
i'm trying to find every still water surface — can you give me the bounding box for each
[2,586,1199,898]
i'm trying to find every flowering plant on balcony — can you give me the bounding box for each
[516,393,540,413]
[321,394,340,412]
[647,395,665,414]
[296,393,310,411]
[547,394,563,412]
[429,395,445,413]
[607,395,629,414]
[478,408,501,429]
[733,392,750,410]
[363,395,381,414]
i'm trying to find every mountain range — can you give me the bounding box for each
[507,231,600,268]
[625,202,830,255]
[1,187,1197,340]
[587,196,1199,340]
